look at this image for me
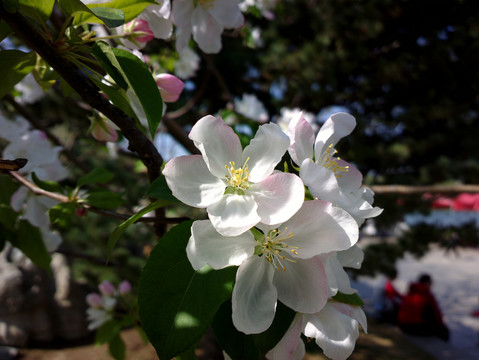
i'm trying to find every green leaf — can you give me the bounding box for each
[0,50,36,98]
[96,319,122,344]
[86,189,124,209]
[139,221,237,360]
[48,202,77,228]
[107,198,176,256]
[13,220,51,272]
[177,346,198,360]
[112,48,163,137]
[91,77,137,119]
[2,0,20,13]
[31,172,64,194]
[212,300,260,360]
[77,167,115,187]
[73,0,155,26]
[18,0,55,23]
[0,174,19,205]
[57,0,125,28]
[332,291,365,307]
[0,204,19,232]
[109,333,126,360]
[90,41,129,90]
[146,175,180,203]
[0,21,14,42]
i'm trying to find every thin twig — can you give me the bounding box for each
[369,184,479,194]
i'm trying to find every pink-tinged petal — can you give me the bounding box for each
[302,303,359,360]
[172,0,194,27]
[320,253,357,296]
[243,123,290,183]
[191,7,223,53]
[281,200,358,257]
[155,73,185,103]
[187,220,255,270]
[188,115,242,179]
[336,159,362,191]
[314,112,356,159]
[140,4,173,39]
[163,155,225,207]
[232,256,277,334]
[329,302,367,333]
[99,280,115,296]
[273,257,328,314]
[118,280,132,295]
[207,193,260,236]
[251,173,304,225]
[337,245,364,269]
[288,112,315,166]
[86,293,103,308]
[266,315,305,360]
[209,0,244,28]
[300,159,340,202]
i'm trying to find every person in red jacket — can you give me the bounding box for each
[397,273,449,341]
[378,269,404,324]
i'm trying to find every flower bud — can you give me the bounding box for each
[124,19,154,45]
[86,293,103,308]
[118,280,132,295]
[90,116,118,143]
[98,280,115,297]
[155,73,185,103]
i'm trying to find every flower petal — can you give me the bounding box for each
[243,123,290,183]
[337,245,364,269]
[209,0,244,28]
[266,315,305,360]
[320,253,357,296]
[187,220,255,270]
[280,200,358,257]
[314,112,356,159]
[191,6,223,53]
[302,303,360,360]
[163,154,225,207]
[232,256,277,334]
[299,159,340,202]
[207,193,260,236]
[251,172,304,225]
[288,112,315,166]
[172,0,193,27]
[273,256,328,314]
[189,115,242,178]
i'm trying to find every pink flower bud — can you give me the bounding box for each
[155,73,185,103]
[75,207,87,217]
[118,280,132,295]
[125,19,154,44]
[98,280,115,296]
[86,293,103,308]
[90,117,118,142]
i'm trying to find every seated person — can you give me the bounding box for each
[377,269,403,324]
[397,273,449,341]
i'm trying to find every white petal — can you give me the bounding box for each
[187,220,255,270]
[191,7,223,53]
[280,200,358,257]
[10,186,28,212]
[273,257,328,314]
[251,173,304,225]
[337,245,364,269]
[243,123,290,183]
[266,315,305,360]
[314,112,356,158]
[189,115,242,179]
[140,4,173,39]
[209,0,244,28]
[300,159,340,202]
[232,256,277,334]
[303,303,360,360]
[320,253,357,296]
[329,302,368,333]
[207,193,260,236]
[336,159,362,192]
[287,112,315,166]
[163,155,225,207]
[25,195,51,228]
[172,0,193,27]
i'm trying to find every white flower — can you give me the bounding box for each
[234,93,269,122]
[14,73,44,104]
[275,107,316,133]
[288,112,382,225]
[266,301,367,360]
[187,200,359,334]
[86,296,117,330]
[172,0,244,53]
[0,113,30,141]
[163,115,304,236]
[174,47,200,79]
[138,2,173,40]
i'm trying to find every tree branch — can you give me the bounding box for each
[369,184,479,195]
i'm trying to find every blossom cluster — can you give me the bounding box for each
[163,112,382,359]
[85,280,132,330]
[0,112,68,251]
